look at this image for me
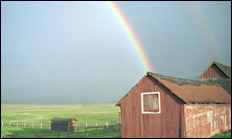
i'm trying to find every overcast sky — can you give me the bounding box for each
[1,1,231,104]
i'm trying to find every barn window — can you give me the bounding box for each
[141,92,161,114]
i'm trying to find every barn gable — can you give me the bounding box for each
[116,74,186,138]
[198,61,231,80]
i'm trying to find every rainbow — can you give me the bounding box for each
[106,1,154,72]
[189,2,223,62]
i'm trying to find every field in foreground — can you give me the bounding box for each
[210,130,231,138]
[2,104,230,138]
[1,104,121,138]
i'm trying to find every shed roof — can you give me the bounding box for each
[116,72,231,106]
[198,61,231,79]
[51,118,77,122]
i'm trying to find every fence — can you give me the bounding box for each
[31,124,120,138]
[1,122,50,128]
[1,121,121,138]
[1,121,119,129]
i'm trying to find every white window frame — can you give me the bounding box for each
[141,92,161,114]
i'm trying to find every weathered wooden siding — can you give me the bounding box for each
[120,76,186,138]
[184,104,231,138]
[198,64,228,79]
[70,119,77,131]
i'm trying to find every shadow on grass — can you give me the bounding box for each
[2,127,51,138]
[2,126,121,138]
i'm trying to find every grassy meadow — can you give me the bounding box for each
[1,103,121,138]
[2,103,230,138]
[1,104,120,124]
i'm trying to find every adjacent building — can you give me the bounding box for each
[198,61,231,80]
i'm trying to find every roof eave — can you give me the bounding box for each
[115,73,149,107]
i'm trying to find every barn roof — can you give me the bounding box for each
[198,61,231,79]
[116,72,231,106]
[147,72,231,104]
[51,118,77,122]
[199,78,231,95]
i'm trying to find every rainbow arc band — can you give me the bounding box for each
[106,1,154,72]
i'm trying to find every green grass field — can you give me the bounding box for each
[1,104,121,138]
[1,126,121,138]
[2,104,230,138]
[210,130,231,138]
[1,104,120,124]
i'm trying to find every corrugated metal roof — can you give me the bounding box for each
[51,118,77,122]
[199,78,231,95]
[147,72,231,104]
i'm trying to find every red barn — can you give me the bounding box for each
[116,72,231,138]
[198,61,231,80]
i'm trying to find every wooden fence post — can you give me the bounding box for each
[95,122,98,134]
[15,133,18,138]
[17,123,18,128]
[76,124,78,137]
[85,123,88,137]
[106,122,108,128]
[117,122,120,130]
[76,123,78,132]
[57,131,60,138]
[24,123,26,128]
[41,123,42,129]
[9,123,11,127]
[103,125,106,133]
[68,131,70,138]
[32,124,34,128]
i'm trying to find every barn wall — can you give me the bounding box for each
[119,76,185,138]
[198,64,228,79]
[184,104,231,138]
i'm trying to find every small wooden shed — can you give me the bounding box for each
[51,118,77,132]
[116,72,231,138]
